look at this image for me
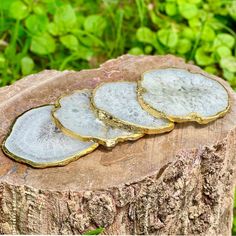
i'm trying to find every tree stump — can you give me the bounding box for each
[0,55,235,235]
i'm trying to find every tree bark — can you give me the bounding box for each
[0,55,235,235]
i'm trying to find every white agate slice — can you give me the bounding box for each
[2,105,98,168]
[92,81,174,134]
[138,68,230,124]
[52,89,143,148]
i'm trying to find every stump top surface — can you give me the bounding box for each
[0,55,235,191]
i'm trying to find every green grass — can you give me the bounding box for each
[0,0,236,234]
[0,0,235,87]
[83,227,104,235]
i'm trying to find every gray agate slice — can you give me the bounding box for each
[92,81,174,134]
[52,89,143,148]
[2,105,98,168]
[138,68,230,124]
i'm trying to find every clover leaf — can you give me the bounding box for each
[195,47,214,66]
[30,33,56,55]
[53,4,77,35]
[220,57,236,73]
[9,0,29,20]
[178,3,198,19]
[84,15,107,37]
[21,56,34,75]
[60,35,79,51]
[136,27,156,45]
[157,28,178,48]
[213,33,235,49]
[26,14,48,35]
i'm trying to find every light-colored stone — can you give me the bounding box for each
[2,105,98,167]
[92,81,174,134]
[138,68,229,124]
[52,89,143,148]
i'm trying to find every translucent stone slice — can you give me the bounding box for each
[2,105,98,168]
[138,68,230,124]
[92,81,174,134]
[52,89,144,148]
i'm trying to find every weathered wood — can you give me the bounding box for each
[0,55,235,235]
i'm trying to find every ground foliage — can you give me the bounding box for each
[0,0,236,234]
[0,0,235,87]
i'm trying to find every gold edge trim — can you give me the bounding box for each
[91,81,175,134]
[52,89,144,148]
[138,67,231,124]
[1,104,99,168]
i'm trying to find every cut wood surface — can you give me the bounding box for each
[0,55,235,235]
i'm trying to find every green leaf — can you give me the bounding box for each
[47,22,59,36]
[207,17,225,31]
[30,33,56,55]
[84,15,107,37]
[144,45,153,54]
[9,1,29,20]
[223,69,236,89]
[165,3,177,16]
[136,27,156,45]
[23,0,34,5]
[41,0,56,3]
[220,57,236,73]
[216,46,231,59]
[181,28,195,41]
[60,35,79,51]
[188,18,201,28]
[201,25,215,42]
[83,227,104,235]
[188,0,202,3]
[207,18,225,31]
[228,1,236,21]
[213,33,235,49]
[123,5,133,20]
[128,47,144,55]
[74,29,104,47]
[178,3,198,19]
[54,4,77,35]
[76,45,93,61]
[223,69,234,81]
[21,56,34,75]
[157,29,178,48]
[0,55,6,69]
[204,66,218,75]
[25,14,48,35]
[195,47,214,66]
[0,0,15,11]
[149,10,167,27]
[77,15,85,29]
[59,46,93,70]
[177,38,192,54]
[33,4,46,15]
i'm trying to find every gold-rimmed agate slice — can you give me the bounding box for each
[91,81,174,134]
[137,68,230,124]
[52,89,144,148]
[2,105,98,168]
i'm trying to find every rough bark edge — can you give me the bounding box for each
[0,129,235,235]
